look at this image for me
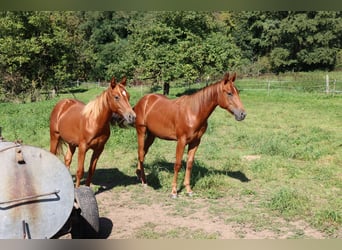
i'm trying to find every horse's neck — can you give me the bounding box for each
[188,83,220,121]
[97,94,113,125]
[84,92,113,128]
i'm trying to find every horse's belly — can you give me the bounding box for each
[59,126,81,145]
[147,122,176,140]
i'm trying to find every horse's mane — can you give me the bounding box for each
[82,90,108,120]
[176,81,221,114]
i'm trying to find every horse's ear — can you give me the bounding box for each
[223,72,230,84]
[230,72,237,82]
[110,77,116,88]
[120,76,127,86]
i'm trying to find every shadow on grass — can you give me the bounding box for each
[142,159,250,192]
[77,159,250,195]
[75,168,139,195]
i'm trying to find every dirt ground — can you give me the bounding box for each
[58,183,326,239]
[98,190,324,239]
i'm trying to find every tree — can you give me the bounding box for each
[107,11,243,86]
[233,11,342,73]
[282,11,342,71]
[78,11,135,80]
[0,11,83,101]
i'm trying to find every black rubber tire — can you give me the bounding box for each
[72,186,99,238]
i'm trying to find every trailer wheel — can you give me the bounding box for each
[72,186,99,238]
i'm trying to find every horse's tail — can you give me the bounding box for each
[49,99,74,156]
[55,137,65,156]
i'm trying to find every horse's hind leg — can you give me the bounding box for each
[49,129,60,154]
[64,144,76,169]
[50,136,59,155]
[136,127,155,184]
[144,131,155,157]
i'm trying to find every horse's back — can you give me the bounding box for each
[51,98,84,116]
[134,94,175,121]
[134,93,168,106]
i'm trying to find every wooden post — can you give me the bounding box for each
[267,81,271,96]
[326,74,330,94]
[333,79,336,97]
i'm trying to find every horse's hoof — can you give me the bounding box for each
[187,191,194,197]
[142,183,148,188]
[170,193,178,199]
[135,170,141,181]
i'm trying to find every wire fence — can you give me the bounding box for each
[236,75,342,96]
[62,74,342,98]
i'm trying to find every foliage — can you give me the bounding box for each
[77,11,135,80]
[0,11,84,102]
[234,11,342,73]
[0,11,341,102]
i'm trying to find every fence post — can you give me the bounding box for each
[326,74,330,94]
[333,79,336,97]
[267,81,271,96]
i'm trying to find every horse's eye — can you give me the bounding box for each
[227,92,233,97]
[114,95,120,101]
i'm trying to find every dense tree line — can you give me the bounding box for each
[0,11,341,101]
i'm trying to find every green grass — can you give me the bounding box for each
[0,75,341,238]
[266,187,311,217]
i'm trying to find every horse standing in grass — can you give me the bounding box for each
[134,72,246,197]
[49,77,136,187]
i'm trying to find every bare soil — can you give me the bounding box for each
[78,185,325,239]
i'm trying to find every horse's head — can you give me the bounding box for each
[218,72,246,121]
[107,76,136,125]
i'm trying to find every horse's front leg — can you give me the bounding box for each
[75,143,88,187]
[184,139,201,196]
[85,145,105,186]
[171,139,186,198]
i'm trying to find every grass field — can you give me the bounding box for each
[0,75,341,238]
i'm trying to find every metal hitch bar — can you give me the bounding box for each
[0,189,60,205]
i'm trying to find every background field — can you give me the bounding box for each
[0,74,341,238]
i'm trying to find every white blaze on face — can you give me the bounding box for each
[122,90,127,97]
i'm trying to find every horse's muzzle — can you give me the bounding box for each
[234,110,246,121]
[111,112,136,127]
[125,112,136,124]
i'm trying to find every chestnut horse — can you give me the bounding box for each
[50,77,136,187]
[134,72,246,197]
